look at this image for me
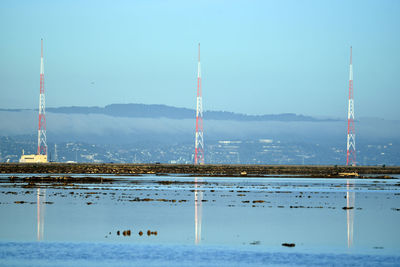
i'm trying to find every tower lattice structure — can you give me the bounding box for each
[346,46,356,166]
[37,39,47,156]
[194,43,204,165]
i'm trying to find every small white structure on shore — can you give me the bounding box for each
[19,154,48,163]
[19,150,48,163]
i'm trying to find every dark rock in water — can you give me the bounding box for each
[86,202,93,205]
[139,231,143,236]
[127,230,131,236]
[250,241,260,245]
[342,206,354,210]
[157,181,174,185]
[147,230,151,236]
[14,201,25,204]
[117,231,120,236]
[282,243,295,247]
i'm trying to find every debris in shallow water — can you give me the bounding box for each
[14,201,25,204]
[282,243,295,247]
[116,230,132,236]
[145,230,158,236]
[250,241,260,245]
[342,206,354,210]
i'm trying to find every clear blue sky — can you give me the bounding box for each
[0,0,399,119]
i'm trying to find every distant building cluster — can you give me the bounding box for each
[1,135,398,166]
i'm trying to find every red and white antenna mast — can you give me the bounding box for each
[346,46,356,166]
[194,43,204,165]
[37,38,47,156]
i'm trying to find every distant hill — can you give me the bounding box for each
[31,103,332,122]
[0,107,398,150]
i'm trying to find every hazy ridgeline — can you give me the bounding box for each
[0,104,399,165]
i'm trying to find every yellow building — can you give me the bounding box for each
[19,154,48,163]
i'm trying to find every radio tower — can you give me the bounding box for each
[346,46,356,166]
[37,39,47,156]
[194,43,204,165]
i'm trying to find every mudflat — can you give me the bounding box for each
[1,163,399,177]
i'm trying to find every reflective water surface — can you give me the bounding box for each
[0,174,399,265]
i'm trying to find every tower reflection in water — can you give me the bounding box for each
[194,178,203,244]
[37,188,46,241]
[346,179,355,248]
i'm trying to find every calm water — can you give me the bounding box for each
[0,174,399,266]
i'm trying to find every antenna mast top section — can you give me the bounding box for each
[350,46,352,65]
[198,43,200,62]
[41,38,43,58]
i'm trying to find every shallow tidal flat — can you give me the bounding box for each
[0,174,400,266]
